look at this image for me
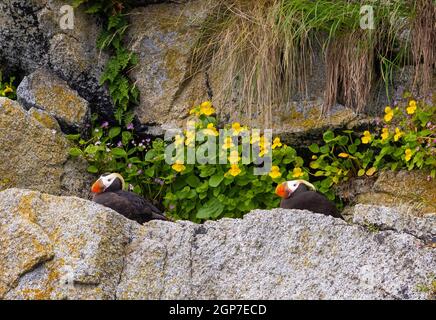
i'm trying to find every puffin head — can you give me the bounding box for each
[91,173,125,194]
[275,180,316,199]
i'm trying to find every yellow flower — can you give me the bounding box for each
[406,100,417,114]
[227,164,241,177]
[199,101,215,116]
[258,148,269,157]
[292,167,304,178]
[259,136,270,149]
[394,127,403,142]
[171,160,186,172]
[404,149,412,162]
[338,153,349,158]
[222,136,235,150]
[312,155,318,160]
[204,123,219,136]
[269,166,281,179]
[228,150,241,164]
[272,137,282,149]
[3,85,13,94]
[231,122,245,135]
[361,131,372,144]
[381,128,389,141]
[174,134,184,146]
[384,106,394,122]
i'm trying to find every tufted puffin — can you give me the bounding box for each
[275,180,341,219]
[91,173,169,224]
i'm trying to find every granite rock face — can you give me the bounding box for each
[127,1,212,126]
[0,0,112,118]
[340,170,436,220]
[0,98,93,198]
[17,69,90,132]
[1,188,434,300]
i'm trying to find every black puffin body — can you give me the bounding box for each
[91,173,168,224]
[276,180,341,219]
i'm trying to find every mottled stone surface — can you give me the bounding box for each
[17,69,90,132]
[127,1,212,126]
[0,98,93,198]
[353,204,436,242]
[0,0,112,118]
[1,189,434,300]
[355,170,436,216]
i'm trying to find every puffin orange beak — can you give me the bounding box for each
[275,183,289,198]
[91,179,105,194]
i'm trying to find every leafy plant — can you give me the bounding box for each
[0,71,17,100]
[308,94,435,200]
[72,0,139,121]
[70,102,307,222]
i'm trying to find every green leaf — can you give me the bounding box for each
[69,147,83,157]
[309,143,320,153]
[348,144,357,154]
[109,127,121,139]
[186,175,201,188]
[320,145,330,154]
[66,134,81,140]
[323,130,335,142]
[122,131,132,144]
[85,3,102,14]
[209,174,224,188]
[87,165,98,174]
[199,166,216,177]
[358,169,365,176]
[84,145,99,154]
[337,136,348,146]
[144,166,154,177]
[196,198,225,219]
[111,148,127,158]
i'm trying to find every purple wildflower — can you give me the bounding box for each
[154,178,164,186]
[101,121,109,128]
[117,141,123,147]
[137,169,143,175]
[128,163,132,169]
[127,123,134,130]
[169,204,175,210]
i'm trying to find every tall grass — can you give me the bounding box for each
[191,0,434,125]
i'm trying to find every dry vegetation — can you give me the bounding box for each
[190,0,435,125]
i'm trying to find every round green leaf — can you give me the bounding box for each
[87,165,98,173]
[209,174,224,188]
[309,143,320,153]
[111,148,127,158]
[109,127,121,139]
[323,130,335,142]
[69,147,83,157]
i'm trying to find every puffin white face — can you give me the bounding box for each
[286,180,301,193]
[100,173,118,189]
[91,173,125,193]
[275,180,316,199]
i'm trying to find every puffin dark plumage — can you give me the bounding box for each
[275,180,341,219]
[91,173,169,224]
